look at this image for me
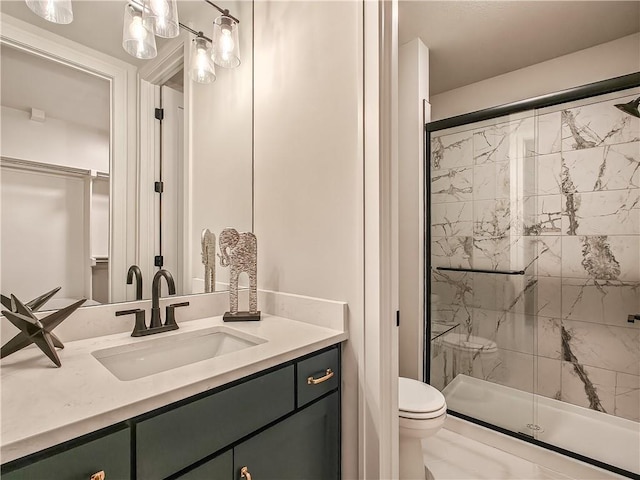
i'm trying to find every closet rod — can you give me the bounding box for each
[1,156,109,179]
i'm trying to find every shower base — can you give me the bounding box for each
[442,374,640,476]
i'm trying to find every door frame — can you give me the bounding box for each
[137,37,191,297]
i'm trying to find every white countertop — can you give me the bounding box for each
[1,314,347,463]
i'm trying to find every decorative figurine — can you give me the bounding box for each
[218,228,260,321]
[1,294,86,367]
[201,228,216,293]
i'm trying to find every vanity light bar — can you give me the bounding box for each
[129,0,239,43]
[203,0,240,24]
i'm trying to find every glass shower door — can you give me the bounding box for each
[428,111,538,436]
[528,89,640,475]
[427,82,640,476]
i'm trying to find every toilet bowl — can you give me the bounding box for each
[399,377,447,480]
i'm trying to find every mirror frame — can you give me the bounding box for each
[0,13,138,304]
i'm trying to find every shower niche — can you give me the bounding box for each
[425,74,640,478]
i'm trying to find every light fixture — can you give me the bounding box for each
[122,3,157,60]
[614,97,640,119]
[211,13,240,68]
[25,0,73,24]
[142,0,179,39]
[189,34,216,84]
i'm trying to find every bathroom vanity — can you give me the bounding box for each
[1,300,347,480]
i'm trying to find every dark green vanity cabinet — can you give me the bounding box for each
[173,450,233,479]
[1,345,341,480]
[137,366,296,479]
[0,426,130,480]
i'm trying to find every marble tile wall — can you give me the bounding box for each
[430,90,640,424]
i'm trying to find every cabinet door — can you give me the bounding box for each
[136,366,294,479]
[234,392,339,480]
[1,427,130,480]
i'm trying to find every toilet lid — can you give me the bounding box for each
[398,377,446,414]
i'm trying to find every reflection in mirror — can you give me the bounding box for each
[1,45,110,309]
[0,0,254,309]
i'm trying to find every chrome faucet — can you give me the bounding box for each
[116,268,189,337]
[126,265,143,300]
[150,269,176,328]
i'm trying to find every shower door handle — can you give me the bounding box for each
[628,314,640,323]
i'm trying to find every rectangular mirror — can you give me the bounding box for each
[0,0,253,309]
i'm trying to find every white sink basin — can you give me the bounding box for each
[92,326,266,381]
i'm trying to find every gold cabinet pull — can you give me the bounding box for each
[307,368,334,385]
[240,466,252,480]
[90,472,105,480]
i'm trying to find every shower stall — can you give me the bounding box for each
[425,74,640,478]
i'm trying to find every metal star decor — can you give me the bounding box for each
[1,286,61,313]
[1,294,86,367]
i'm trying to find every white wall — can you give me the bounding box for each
[398,38,429,380]
[1,169,86,300]
[431,33,640,120]
[189,0,253,292]
[253,2,362,477]
[1,104,109,302]
[1,105,109,172]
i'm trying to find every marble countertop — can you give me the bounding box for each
[1,314,347,463]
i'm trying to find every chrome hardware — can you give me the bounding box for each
[240,466,252,480]
[90,471,105,480]
[526,423,544,433]
[307,368,334,385]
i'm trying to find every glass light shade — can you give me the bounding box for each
[143,0,179,39]
[211,15,240,68]
[122,4,157,60]
[189,37,216,84]
[25,0,73,24]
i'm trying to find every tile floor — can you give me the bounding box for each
[422,429,621,480]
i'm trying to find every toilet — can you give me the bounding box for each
[399,377,447,480]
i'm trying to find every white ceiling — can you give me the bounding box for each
[399,1,640,95]
[1,1,638,107]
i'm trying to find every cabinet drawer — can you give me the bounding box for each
[1,427,130,480]
[136,365,294,479]
[297,347,340,407]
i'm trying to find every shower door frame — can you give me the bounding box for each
[423,71,640,479]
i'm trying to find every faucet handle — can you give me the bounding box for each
[165,302,189,327]
[116,308,147,337]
